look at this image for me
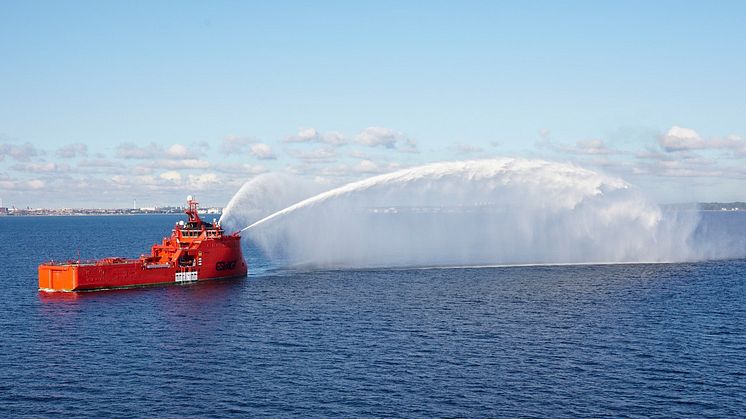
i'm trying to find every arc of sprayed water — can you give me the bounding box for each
[239,160,498,232]
[239,158,560,232]
[240,167,408,231]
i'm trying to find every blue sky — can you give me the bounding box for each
[2,1,746,207]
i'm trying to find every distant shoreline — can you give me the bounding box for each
[3,202,746,217]
[2,205,746,217]
[0,212,222,217]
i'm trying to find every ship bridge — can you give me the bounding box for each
[175,196,224,239]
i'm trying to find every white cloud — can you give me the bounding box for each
[322,131,346,145]
[573,139,615,155]
[17,124,746,207]
[355,159,379,173]
[213,163,268,175]
[56,143,88,158]
[115,143,197,160]
[659,126,706,151]
[116,143,161,159]
[0,177,46,191]
[292,158,405,180]
[159,171,182,182]
[285,128,348,146]
[635,159,726,178]
[539,135,619,157]
[285,126,416,151]
[27,179,45,189]
[110,175,128,185]
[289,147,337,163]
[0,142,42,162]
[250,143,277,160]
[710,134,746,155]
[165,144,197,159]
[188,173,219,189]
[552,127,746,181]
[286,127,320,143]
[354,127,418,153]
[355,127,399,148]
[157,159,211,169]
[134,175,158,186]
[221,135,256,153]
[78,158,121,168]
[11,162,69,173]
[348,150,370,159]
[132,165,155,175]
[657,126,746,156]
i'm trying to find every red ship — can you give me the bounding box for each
[38,196,247,292]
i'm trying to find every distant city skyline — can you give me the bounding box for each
[2,1,746,208]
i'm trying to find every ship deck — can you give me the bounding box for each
[41,257,144,267]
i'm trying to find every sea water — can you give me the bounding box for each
[0,214,744,416]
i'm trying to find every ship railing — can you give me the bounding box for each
[42,257,136,266]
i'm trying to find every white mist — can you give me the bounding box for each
[222,158,704,268]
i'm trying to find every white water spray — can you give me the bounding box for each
[222,158,706,268]
[220,173,325,233]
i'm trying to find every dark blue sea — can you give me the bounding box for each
[1,214,745,417]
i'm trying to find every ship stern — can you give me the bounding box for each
[39,264,79,292]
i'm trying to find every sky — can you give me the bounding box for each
[2,1,746,208]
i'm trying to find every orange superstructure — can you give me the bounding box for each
[39,196,247,292]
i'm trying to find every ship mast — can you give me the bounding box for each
[185,195,202,225]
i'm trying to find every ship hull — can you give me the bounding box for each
[39,262,247,292]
